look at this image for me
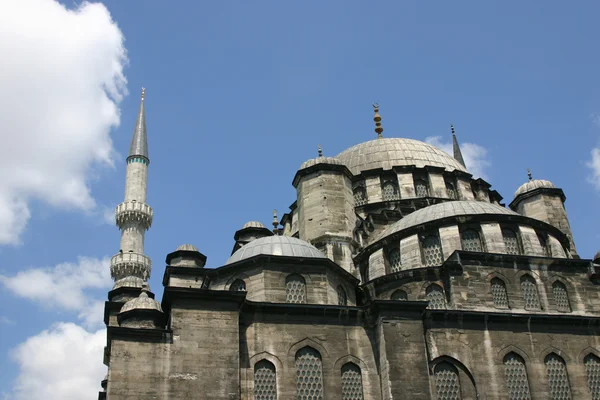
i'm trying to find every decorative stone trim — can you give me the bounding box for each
[110,252,151,280]
[115,201,153,229]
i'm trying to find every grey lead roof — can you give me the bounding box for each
[514,179,556,198]
[225,235,326,265]
[128,92,148,160]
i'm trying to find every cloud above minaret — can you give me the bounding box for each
[0,0,127,244]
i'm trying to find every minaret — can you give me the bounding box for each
[110,88,154,290]
[451,124,466,168]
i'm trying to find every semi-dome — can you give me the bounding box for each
[376,201,519,241]
[176,243,199,252]
[119,289,163,314]
[242,221,266,229]
[336,138,467,175]
[300,156,343,170]
[514,179,556,198]
[226,235,326,265]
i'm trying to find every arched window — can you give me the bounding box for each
[254,360,277,400]
[520,275,540,310]
[502,228,521,255]
[552,281,571,312]
[382,180,400,201]
[285,274,306,304]
[504,352,531,400]
[461,229,483,252]
[538,233,551,257]
[353,186,367,206]
[388,247,402,273]
[434,362,461,399]
[491,278,509,309]
[337,285,347,306]
[341,363,364,400]
[422,235,443,267]
[445,181,458,200]
[426,284,446,310]
[584,353,600,399]
[414,178,430,197]
[230,279,246,292]
[545,353,571,399]
[391,289,408,301]
[295,347,323,399]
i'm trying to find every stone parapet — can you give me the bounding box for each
[115,201,153,229]
[110,252,151,281]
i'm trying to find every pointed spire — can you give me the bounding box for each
[318,144,323,157]
[128,87,149,162]
[451,124,466,168]
[373,103,384,139]
[527,168,533,181]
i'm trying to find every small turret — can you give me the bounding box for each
[118,284,165,329]
[231,221,273,255]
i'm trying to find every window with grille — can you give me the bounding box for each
[230,279,246,292]
[491,278,509,308]
[538,233,551,257]
[434,362,461,400]
[423,235,443,266]
[341,363,363,400]
[415,179,430,197]
[552,281,571,312]
[254,360,277,400]
[295,347,323,400]
[388,248,402,273]
[382,180,400,201]
[520,275,540,310]
[353,186,367,206]
[286,274,306,304]
[337,285,347,306]
[504,352,531,400]
[426,284,446,310]
[445,181,458,199]
[502,228,521,255]
[545,353,572,400]
[391,289,408,301]
[584,354,600,400]
[461,229,483,252]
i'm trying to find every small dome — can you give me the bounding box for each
[376,201,519,242]
[226,235,326,265]
[300,156,342,170]
[336,138,467,175]
[112,276,146,290]
[242,221,266,229]
[514,179,556,198]
[119,289,162,314]
[176,244,199,252]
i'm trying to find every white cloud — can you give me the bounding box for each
[10,323,106,400]
[0,316,16,326]
[425,136,491,180]
[0,256,111,328]
[587,147,600,190]
[0,0,127,245]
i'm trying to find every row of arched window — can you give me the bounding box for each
[253,347,365,400]
[230,275,349,306]
[390,283,447,310]
[434,352,600,400]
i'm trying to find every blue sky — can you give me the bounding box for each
[2,1,600,398]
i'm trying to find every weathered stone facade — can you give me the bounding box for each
[100,103,600,399]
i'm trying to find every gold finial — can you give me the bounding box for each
[272,209,279,234]
[527,168,533,181]
[451,124,456,135]
[373,103,383,139]
[318,144,323,157]
[141,87,146,100]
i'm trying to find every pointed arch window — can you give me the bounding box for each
[353,186,367,206]
[584,353,600,400]
[341,363,364,400]
[391,289,408,301]
[422,235,443,266]
[382,180,400,201]
[285,274,306,304]
[230,279,246,292]
[337,285,347,306]
[538,233,552,257]
[295,347,323,399]
[254,360,277,400]
[491,278,509,309]
[502,228,521,255]
[445,180,458,200]
[520,275,540,310]
[434,362,461,399]
[414,178,430,197]
[504,352,531,400]
[461,229,483,252]
[545,353,572,399]
[388,247,402,273]
[426,284,446,310]
[552,281,571,312]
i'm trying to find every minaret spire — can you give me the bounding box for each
[451,124,466,168]
[128,88,149,163]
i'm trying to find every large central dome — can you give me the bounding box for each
[336,138,467,175]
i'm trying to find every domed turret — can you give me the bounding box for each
[226,235,326,265]
[166,243,206,268]
[231,220,273,255]
[117,285,165,329]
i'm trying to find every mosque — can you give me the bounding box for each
[99,90,600,399]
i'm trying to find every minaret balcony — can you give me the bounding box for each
[115,201,153,229]
[110,252,151,281]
